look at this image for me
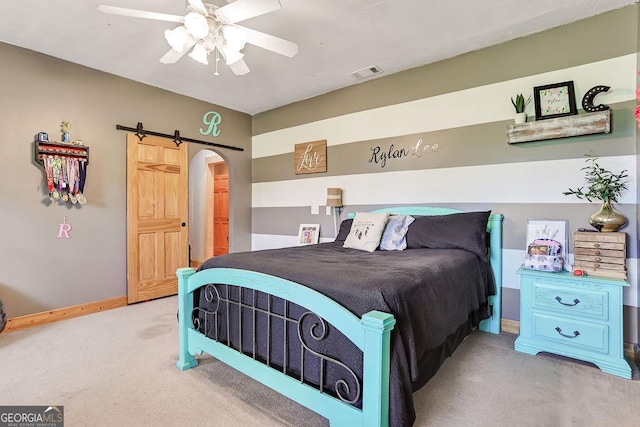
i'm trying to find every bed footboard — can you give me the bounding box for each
[176,267,396,427]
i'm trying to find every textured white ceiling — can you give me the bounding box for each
[0,0,635,115]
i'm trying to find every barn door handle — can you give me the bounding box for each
[555,296,580,306]
[555,327,580,338]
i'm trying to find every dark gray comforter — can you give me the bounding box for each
[198,241,494,426]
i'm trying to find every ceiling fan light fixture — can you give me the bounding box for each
[222,25,246,51]
[189,42,210,65]
[184,11,209,40]
[164,26,190,52]
[98,0,299,76]
[220,44,244,65]
[225,50,244,66]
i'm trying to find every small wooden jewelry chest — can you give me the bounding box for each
[573,232,626,279]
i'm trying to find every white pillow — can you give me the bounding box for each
[379,215,415,251]
[343,212,390,252]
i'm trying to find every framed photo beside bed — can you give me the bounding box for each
[533,81,577,121]
[298,223,320,245]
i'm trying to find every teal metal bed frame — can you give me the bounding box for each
[176,207,503,426]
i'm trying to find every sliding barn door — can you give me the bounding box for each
[126,133,188,304]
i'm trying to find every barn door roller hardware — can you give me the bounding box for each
[115,122,243,151]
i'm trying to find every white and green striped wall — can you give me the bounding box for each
[250,6,640,343]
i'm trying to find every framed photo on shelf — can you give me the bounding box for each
[533,81,577,121]
[298,223,320,245]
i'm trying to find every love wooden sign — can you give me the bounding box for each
[294,140,327,175]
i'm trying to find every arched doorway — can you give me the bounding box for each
[188,149,229,268]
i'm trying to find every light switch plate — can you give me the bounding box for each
[311,205,319,215]
[326,206,332,215]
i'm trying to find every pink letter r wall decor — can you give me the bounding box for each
[57,217,72,239]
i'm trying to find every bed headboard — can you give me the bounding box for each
[349,207,503,334]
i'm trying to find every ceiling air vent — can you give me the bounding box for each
[349,65,384,80]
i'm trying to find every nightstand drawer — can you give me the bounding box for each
[532,313,608,353]
[533,282,607,320]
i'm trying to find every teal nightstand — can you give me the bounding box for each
[515,267,631,379]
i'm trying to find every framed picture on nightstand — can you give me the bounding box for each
[525,219,569,271]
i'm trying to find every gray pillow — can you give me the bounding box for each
[405,211,491,260]
[379,215,415,251]
[335,219,353,242]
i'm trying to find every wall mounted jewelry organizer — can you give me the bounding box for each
[34,139,90,205]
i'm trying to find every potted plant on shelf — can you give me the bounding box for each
[563,155,628,232]
[511,93,531,124]
[61,118,71,143]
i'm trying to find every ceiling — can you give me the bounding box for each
[0,0,636,115]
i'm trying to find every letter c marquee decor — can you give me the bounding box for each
[581,85,610,113]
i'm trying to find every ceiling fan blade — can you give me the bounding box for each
[241,26,298,58]
[98,5,184,23]
[187,0,207,15]
[215,0,281,24]
[159,39,196,64]
[228,58,250,76]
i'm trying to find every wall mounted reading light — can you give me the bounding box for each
[326,188,343,237]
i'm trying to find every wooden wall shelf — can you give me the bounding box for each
[35,140,89,166]
[507,110,610,144]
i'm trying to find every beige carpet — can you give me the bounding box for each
[0,296,638,426]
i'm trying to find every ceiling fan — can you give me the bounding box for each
[98,0,298,75]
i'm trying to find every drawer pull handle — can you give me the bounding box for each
[594,243,600,248]
[594,257,601,262]
[555,296,580,306]
[555,327,580,339]
[594,250,601,255]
